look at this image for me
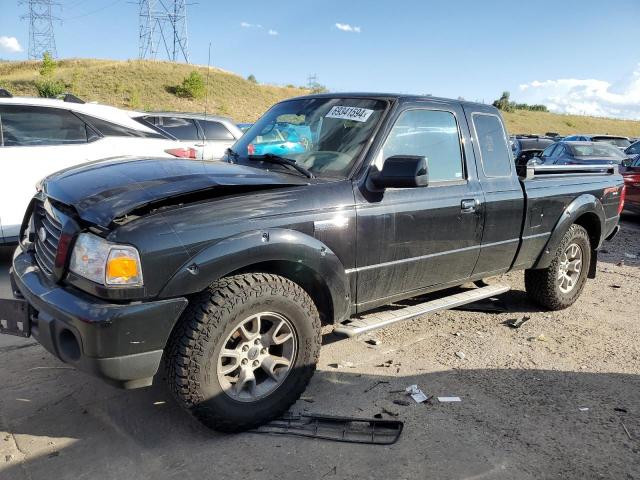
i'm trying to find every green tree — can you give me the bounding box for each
[492,91,513,112]
[247,74,257,84]
[39,52,56,77]
[175,71,205,99]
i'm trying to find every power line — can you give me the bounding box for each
[138,0,190,62]
[20,0,60,59]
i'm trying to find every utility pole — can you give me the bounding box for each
[138,0,189,62]
[20,0,59,59]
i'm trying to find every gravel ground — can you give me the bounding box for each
[1,215,639,480]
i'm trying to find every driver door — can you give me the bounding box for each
[354,102,484,310]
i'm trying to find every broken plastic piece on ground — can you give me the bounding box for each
[503,316,531,329]
[405,384,430,403]
[251,413,403,445]
[438,396,461,402]
[579,407,589,412]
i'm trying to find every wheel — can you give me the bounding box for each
[165,273,321,432]
[525,224,591,310]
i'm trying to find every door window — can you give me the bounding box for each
[199,120,235,140]
[472,113,512,177]
[376,109,464,182]
[0,105,87,146]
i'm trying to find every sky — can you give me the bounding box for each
[1,0,639,119]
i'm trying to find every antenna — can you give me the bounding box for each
[204,41,211,118]
[20,0,60,59]
[138,0,190,62]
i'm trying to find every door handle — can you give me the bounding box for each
[461,199,480,213]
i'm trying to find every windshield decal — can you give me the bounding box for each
[325,106,374,123]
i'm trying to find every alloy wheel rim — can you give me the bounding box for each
[217,312,297,402]
[557,242,583,293]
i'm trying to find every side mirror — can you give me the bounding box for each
[371,156,428,189]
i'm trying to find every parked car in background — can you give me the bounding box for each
[246,121,313,156]
[0,94,193,245]
[136,113,243,160]
[563,134,631,150]
[621,156,640,213]
[537,141,628,166]
[511,135,555,166]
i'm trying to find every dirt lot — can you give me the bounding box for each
[1,216,639,480]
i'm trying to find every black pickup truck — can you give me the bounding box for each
[2,94,624,432]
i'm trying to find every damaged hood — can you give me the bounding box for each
[42,157,309,228]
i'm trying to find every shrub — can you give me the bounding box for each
[174,71,205,99]
[247,74,257,84]
[35,78,65,98]
[39,52,56,77]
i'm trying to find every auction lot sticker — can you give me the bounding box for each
[325,106,374,122]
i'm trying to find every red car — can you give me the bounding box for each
[622,156,640,213]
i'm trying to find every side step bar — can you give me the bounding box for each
[334,284,510,337]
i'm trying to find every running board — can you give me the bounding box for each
[334,284,510,337]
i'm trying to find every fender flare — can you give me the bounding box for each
[532,193,604,270]
[158,228,351,323]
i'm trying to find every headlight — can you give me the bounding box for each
[69,233,143,286]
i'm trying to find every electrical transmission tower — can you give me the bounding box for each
[20,0,59,59]
[138,0,189,63]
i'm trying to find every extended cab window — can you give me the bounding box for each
[0,105,87,146]
[376,109,464,182]
[473,114,512,177]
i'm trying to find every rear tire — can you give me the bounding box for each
[165,273,321,432]
[525,224,591,310]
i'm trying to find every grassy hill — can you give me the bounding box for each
[1,58,639,136]
[0,58,308,122]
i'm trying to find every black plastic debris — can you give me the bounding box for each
[251,413,403,445]
[503,316,531,329]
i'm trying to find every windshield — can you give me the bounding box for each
[592,136,631,148]
[232,97,387,177]
[569,143,626,159]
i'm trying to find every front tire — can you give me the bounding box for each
[525,224,591,310]
[165,273,321,432]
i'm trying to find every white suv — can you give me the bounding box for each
[0,94,196,244]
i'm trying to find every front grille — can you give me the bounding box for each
[33,201,63,275]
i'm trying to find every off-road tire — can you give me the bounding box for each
[525,224,591,310]
[165,273,321,432]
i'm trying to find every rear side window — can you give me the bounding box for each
[0,105,87,146]
[158,117,200,140]
[199,120,235,140]
[472,113,512,177]
[377,109,464,182]
[77,113,164,139]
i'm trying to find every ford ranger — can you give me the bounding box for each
[1,94,625,432]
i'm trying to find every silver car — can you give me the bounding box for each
[136,112,243,160]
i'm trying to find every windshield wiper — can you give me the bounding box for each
[248,153,314,179]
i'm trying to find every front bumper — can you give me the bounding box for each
[9,247,188,389]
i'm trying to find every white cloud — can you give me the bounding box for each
[517,64,640,120]
[0,36,23,54]
[335,23,361,33]
[268,29,278,36]
[240,22,262,28]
